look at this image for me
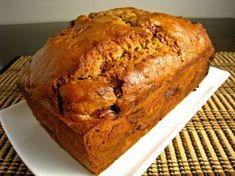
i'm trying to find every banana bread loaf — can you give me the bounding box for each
[18,7,214,174]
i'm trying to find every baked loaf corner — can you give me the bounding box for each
[18,7,214,174]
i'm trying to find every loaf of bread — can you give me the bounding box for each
[18,7,214,174]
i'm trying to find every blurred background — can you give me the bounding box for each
[0,0,235,70]
[0,0,235,24]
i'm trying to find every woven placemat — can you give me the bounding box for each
[0,52,234,175]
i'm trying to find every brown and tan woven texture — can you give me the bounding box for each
[0,52,234,175]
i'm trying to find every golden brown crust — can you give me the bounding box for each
[18,7,214,174]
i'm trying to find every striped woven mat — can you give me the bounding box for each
[0,52,234,175]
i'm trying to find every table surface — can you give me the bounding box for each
[0,52,234,176]
[0,18,235,72]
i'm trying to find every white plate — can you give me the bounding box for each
[0,67,229,176]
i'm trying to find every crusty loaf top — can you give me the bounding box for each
[19,7,214,134]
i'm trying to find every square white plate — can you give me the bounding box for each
[0,67,229,176]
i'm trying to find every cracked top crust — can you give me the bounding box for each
[18,7,214,134]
